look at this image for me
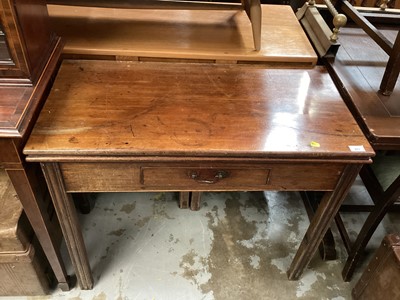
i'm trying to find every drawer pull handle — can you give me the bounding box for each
[189,170,229,184]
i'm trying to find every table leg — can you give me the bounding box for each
[41,162,94,290]
[300,191,338,260]
[6,164,71,291]
[190,192,202,211]
[179,192,190,209]
[287,164,362,280]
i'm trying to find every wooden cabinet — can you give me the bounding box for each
[0,0,58,84]
[0,0,69,291]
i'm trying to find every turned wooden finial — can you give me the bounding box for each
[308,0,315,6]
[330,14,347,42]
[380,0,390,10]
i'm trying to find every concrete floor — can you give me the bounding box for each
[6,178,400,300]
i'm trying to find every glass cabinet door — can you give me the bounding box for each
[0,26,13,65]
[0,0,58,84]
[0,0,30,83]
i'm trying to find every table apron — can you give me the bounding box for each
[57,161,347,192]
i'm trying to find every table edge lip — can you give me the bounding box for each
[24,153,374,164]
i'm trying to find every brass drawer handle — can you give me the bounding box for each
[189,170,229,184]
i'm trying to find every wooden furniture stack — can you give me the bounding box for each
[0,0,70,292]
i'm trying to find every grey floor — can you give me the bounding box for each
[6,178,400,300]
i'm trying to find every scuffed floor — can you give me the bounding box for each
[11,178,400,300]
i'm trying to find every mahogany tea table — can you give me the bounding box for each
[24,60,374,289]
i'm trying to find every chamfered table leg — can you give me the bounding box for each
[6,165,71,291]
[287,164,362,280]
[41,162,94,290]
[190,192,202,211]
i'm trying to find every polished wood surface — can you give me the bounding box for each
[0,86,33,136]
[47,4,317,66]
[24,60,373,289]
[24,60,370,157]
[325,26,400,149]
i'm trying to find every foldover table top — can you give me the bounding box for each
[24,60,373,160]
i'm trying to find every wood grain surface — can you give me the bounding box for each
[24,60,373,159]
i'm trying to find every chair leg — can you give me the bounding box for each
[249,0,262,51]
[241,0,262,51]
[342,174,400,281]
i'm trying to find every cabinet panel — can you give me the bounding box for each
[0,0,57,84]
[0,0,30,81]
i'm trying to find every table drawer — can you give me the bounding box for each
[140,163,344,190]
[141,166,271,189]
[60,162,345,192]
